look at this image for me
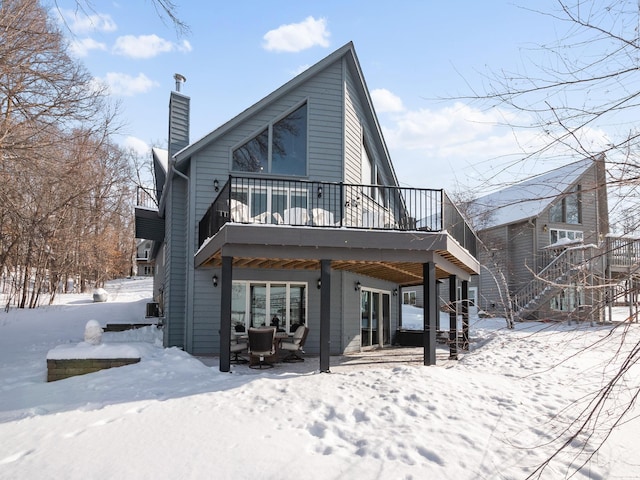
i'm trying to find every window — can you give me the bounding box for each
[402,291,416,306]
[231,281,307,332]
[549,185,581,224]
[361,142,373,187]
[232,103,307,176]
[550,228,584,244]
[550,284,583,312]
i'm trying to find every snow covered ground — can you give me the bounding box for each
[1,277,639,479]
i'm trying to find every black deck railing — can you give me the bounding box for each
[136,186,158,209]
[198,176,477,256]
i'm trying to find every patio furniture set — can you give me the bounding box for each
[231,325,310,369]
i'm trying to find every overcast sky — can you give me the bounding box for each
[54,0,614,194]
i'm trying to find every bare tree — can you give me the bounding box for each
[458,1,640,477]
[0,0,132,308]
[56,0,190,36]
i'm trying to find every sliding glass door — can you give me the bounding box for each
[360,288,391,349]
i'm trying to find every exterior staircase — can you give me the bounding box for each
[513,245,597,320]
[513,236,640,321]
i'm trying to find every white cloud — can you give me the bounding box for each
[371,89,404,113]
[263,16,330,53]
[59,9,117,34]
[69,37,107,57]
[380,99,613,191]
[112,34,191,59]
[122,136,150,156]
[97,72,159,97]
[383,102,520,154]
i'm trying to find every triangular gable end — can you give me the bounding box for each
[172,42,400,187]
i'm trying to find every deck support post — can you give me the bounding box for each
[449,274,458,360]
[319,259,331,373]
[423,262,437,366]
[461,280,470,351]
[219,255,233,372]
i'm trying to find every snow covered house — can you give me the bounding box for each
[468,155,615,321]
[135,42,480,372]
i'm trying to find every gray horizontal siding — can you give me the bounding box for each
[165,179,188,348]
[190,267,346,356]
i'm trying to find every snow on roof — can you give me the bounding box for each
[152,147,168,173]
[469,157,595,230]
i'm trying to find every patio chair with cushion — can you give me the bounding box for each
[248,327,276,369]
[230,337,248,364]
[280,325,309,363]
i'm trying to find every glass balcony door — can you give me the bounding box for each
[245,186,309,224]
[360,288,391,349]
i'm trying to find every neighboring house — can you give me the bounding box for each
[135,147,167,304]
[135,42,480,372]
[135,239,155,276]
[469,155,640,322]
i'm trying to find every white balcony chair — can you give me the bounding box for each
[283,207,309,225]
[311,208,335,226]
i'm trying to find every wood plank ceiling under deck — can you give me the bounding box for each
[198,250,465,286]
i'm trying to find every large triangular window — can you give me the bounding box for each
[232,103,307,176]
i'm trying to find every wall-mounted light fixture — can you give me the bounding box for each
[543,224,548,232]
[214,179,219,192]
[317,185,323,198]
[212,275,218,287]
[317,278,322,289]
[355,281,361,291]
[393,288,398,296]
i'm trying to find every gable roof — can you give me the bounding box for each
[469,157,596,230]
[151,147,168,202]
[172,42,399,186]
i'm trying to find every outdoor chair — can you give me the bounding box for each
[311,208,335,226]
[280,325,309,363]
[248,327,276,369]
[230,334,248,364]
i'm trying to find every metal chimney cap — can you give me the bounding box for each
[174,73,186,92]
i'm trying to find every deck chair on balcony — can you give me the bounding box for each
[229,199,249,223]
[283,207,309,225]
[311,208,335,226]
[248,327,276,369]
[280,325,309,363]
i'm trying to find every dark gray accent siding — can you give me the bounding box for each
[134,207,164,242]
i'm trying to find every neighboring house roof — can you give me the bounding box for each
[171,41,399,187]
[469,157,596,230]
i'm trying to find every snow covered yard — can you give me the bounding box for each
[1,277,639,479]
